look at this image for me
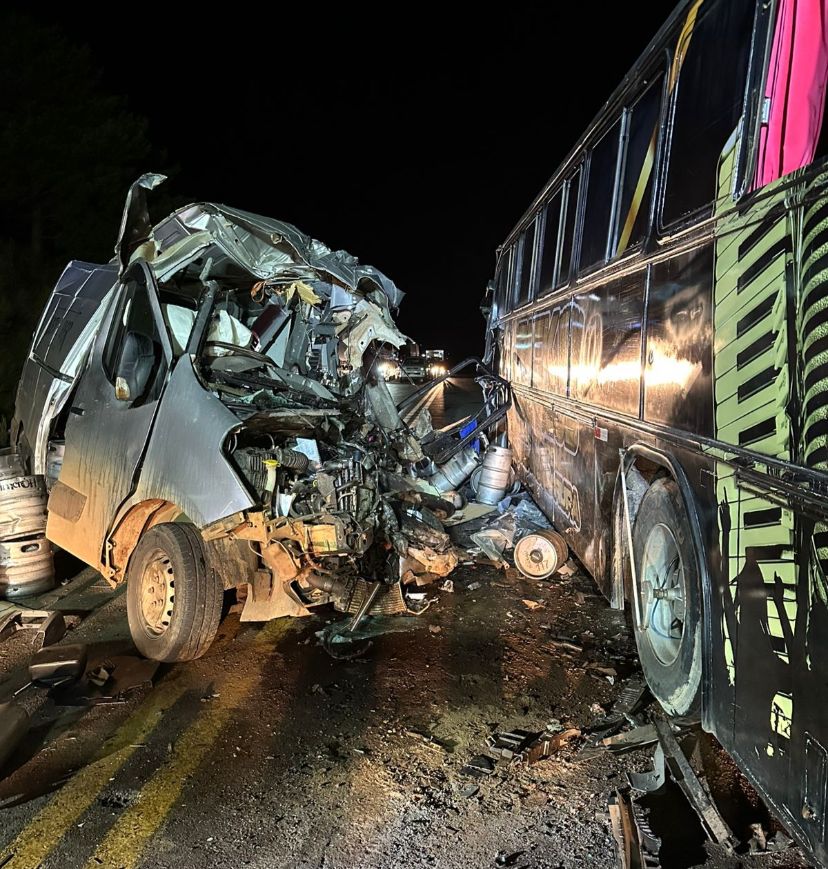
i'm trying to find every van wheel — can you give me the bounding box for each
[632,478,701,716]
[126,523,222,662]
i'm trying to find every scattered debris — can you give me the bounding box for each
[439,579,454,593]
[461,754,497,778]
[494,850,525,867]
[470,512,516,564]
[514,529,568,580]
[0,609,67,648]
[51,655,159,706]
[458,783,479,799]
[651,719,737,851]
[487,726,580,766]
[608,787,662,869]
[519,728,581,765]
[602,724,658,752]
[86,665,112,688]
[585,662,618,683]
[521,599,545,611]
[27,643,87,688]
[487,729,537,761]
[467,581,482,591]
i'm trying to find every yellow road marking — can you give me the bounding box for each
[85,619,291,869]
[2,674,188,869]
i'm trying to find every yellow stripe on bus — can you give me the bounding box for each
[617,0,703,255]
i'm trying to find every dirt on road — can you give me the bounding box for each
[0,531,813,869]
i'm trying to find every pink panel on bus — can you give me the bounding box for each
[755,0,828,188]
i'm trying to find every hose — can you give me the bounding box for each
[305,572,347,598]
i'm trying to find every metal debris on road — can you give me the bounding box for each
[460,754,497,778]
[487,726,581,766]
[608,787,662,869]
[652,719,737,851]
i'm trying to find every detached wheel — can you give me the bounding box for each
[632,478,702,716]
[126,523,222,662]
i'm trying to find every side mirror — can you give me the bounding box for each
[115,331,155,401]
[28,644,88,687]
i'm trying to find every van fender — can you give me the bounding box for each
[103,497,184,585]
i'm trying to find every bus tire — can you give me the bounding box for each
[631,478,702,717]
[126,522,223,663]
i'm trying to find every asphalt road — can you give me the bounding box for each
[388,376,484,430]
[0,379,811,869]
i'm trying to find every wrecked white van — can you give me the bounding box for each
[11,175,508,662]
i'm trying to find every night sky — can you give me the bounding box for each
[19,6,667,361]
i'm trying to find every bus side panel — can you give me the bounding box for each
[644,249,714,438]
[708,159,828,857]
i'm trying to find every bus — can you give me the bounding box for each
[483,0,828,862]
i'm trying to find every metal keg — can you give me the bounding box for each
[46,441,65,491]
[514,529,569,579]
[476,445,513,505]
[0,474,48,540]
[0,448,24,480]
[0,535,55,598]
[431,446,480,493]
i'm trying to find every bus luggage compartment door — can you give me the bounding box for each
[552,407,596,575]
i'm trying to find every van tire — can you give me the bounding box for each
[631,478,702,717]
[126,522,222,662]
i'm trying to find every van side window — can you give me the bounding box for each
[581,119,622,271]
[662,0,754,226]
[102,273,165,402]
[616,74,664,255]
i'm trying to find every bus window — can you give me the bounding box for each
[581,119,622,271]
[513,318,534,386]
[506,243,518,312]
[662,0,754,226]
[493,249,511,321]
[571,275,643,415]
[514,217,538,308]
[537,191,562,297]
[615,74,664,256]
[559,170,581,285]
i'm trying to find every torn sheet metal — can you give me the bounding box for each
[608,788,662,869]
[652,719,737,850]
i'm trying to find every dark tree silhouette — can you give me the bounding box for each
[0,12,154,418]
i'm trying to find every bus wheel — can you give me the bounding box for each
[631,478,702,716]
[126,523,223,663]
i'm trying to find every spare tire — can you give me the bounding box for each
[631,478,702,716]
[126,522,223,662]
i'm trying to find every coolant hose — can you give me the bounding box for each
[305,572,347,598]
[275,448,309,472]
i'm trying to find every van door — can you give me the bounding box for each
[47,261,172,567]
[12,261,117,473]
